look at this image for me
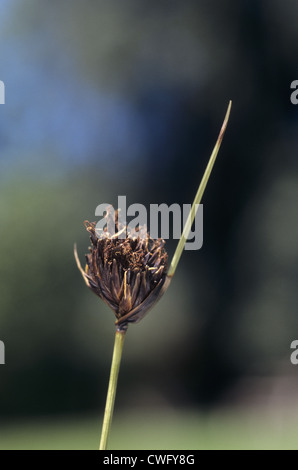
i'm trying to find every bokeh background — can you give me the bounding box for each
[0,0,298,450]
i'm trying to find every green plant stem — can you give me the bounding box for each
[99,329,126,450]
[168,100,232,278]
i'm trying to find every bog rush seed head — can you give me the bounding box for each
[75,209,170,331]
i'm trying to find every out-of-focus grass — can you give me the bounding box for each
[0,409,297,450]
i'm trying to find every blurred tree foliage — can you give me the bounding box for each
[0,0,298,418]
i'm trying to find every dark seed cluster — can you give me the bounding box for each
[78,211,169,330]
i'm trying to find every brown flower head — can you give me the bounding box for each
[74,208,170,331]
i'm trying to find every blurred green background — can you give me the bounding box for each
[0,0,298,450]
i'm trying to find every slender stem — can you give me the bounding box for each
[168,100,232,278]
[99,329,126,450]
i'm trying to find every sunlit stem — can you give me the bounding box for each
[167,101,232,278]
[99,329,126,450]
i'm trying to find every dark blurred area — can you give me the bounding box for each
[0,0,298,430]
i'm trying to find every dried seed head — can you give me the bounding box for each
[74,208,170,331]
